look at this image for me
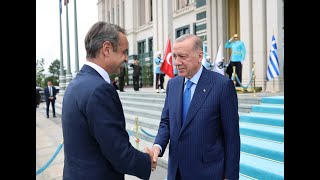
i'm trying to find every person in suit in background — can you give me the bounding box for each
[36,87,41,110]
[130,59,142,91]
[44,80,56,118]
[118,63,126,92]
[61,21,155,180]
[151,34,240,180]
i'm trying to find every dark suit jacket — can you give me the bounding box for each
[154,68,240,180]
[130,64,142,77]
[44,86,56,102]
[62,65,151,180]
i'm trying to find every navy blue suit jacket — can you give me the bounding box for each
[44,86,57,102]
[154,68,240,180]
[62,65,151,180]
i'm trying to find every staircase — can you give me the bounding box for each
[48,90,284,180]
[238,96,284,179]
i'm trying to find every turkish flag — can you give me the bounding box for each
[160,37,174,78]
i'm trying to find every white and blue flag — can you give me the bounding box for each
[266,35,280,81]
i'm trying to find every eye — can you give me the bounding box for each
[122,49,128,56]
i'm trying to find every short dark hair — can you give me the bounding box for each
[84,21,126,58]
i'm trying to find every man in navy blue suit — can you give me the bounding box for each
[61,22,154,180]
[151,34,240,180]
[44,80,57,118]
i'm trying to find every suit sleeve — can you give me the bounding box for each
[220,80,240,180]
[86,84,151,180]
[154,80,171,156]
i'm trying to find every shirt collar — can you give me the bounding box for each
[85,61,111,84]
[184,65,203,85]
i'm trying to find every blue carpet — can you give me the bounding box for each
[251,104,284,115]
[240,122,284,142]
[261,96,284,104]
[240,153,284,179]
[240,112,284,127]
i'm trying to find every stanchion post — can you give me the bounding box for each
[134,116,140,150]
[232,66,237,86]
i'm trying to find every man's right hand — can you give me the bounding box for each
[151,146,160,169]
[144,147,157,171]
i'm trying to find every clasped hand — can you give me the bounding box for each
[144,146,161,171]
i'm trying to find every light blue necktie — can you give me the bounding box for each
[182,80,193,125]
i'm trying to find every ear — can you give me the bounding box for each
[198,51,203,62]
[102,41,113,56]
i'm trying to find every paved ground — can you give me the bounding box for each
[36,101,168,180]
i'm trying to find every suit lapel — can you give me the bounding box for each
[175,77,185,130]
[179,69,214,136]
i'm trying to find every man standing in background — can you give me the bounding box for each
[44,80,56,118]
[118,63,126,92]
[225,34,246,86]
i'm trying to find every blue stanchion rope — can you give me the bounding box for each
[234,68,254,89]
[128,128,134,136]
[36,142,64,176]
[140,127,157,138]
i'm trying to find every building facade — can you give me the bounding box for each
[97,0,284,91]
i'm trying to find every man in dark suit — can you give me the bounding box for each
[151,34,240,180]
[36,87,41,110]
[44,80,56,118]
[61,22,155,180]
[118,63,126,92]
[130,59,142,91]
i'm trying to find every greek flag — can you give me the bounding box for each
[266,35,280,81]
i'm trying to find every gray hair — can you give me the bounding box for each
[85,21,126,58]
[175,34,203,51]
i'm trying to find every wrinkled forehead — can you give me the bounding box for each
[173,40,194,54]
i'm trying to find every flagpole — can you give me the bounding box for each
[65,0,72,87]
[74,0,79,76]
[59,0,66,94]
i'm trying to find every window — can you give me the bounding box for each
[176,25,190,38]
[139,0,146,26]
[150,0,153,22]
[148,38,153,52]
[138,41,146,55]
[176,0,190,10]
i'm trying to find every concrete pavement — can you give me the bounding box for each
[36,102,168,180]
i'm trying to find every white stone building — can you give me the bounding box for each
[97,0,284,91]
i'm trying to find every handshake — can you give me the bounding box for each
[144,146,161,171]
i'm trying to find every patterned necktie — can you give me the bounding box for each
[182,80,193,125]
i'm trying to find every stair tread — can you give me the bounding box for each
[240,112,283,120]
[241,135,283,152]
[240,152,284,177]
[255,103,284,107]
[239,122,283,134]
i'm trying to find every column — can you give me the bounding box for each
[239,0,253,85]
[65,2,72,87]
[265,0,284,92]
[59,0,66,94]
[152,0,159,89]
[145,0,151,23]
[252,0,267,90]
[162,0,173,90]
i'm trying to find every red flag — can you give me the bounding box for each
[64,0,69,5]
[160,37,174,78]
